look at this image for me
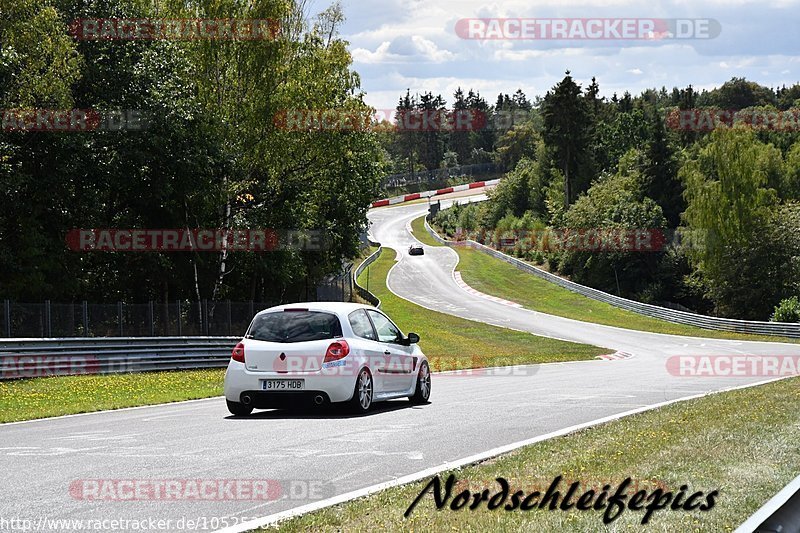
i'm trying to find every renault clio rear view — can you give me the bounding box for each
[224,302,431,414]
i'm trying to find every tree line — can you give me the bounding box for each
[1,0,384,304]
[425,75,800,321]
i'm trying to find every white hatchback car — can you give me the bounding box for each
[224,302,431,415]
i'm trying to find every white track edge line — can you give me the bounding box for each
[735,473,800,533]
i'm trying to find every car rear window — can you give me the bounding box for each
[246,311,342,343]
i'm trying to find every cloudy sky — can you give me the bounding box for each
[331,0,800,110]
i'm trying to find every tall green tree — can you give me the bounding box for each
[784,140,800,200]
[541,71,593,208]
[467,89,493,161]
[448,87,471,164]
[697,77,777,109]
[680,127,793,318]
[594,108,648,173]
[494,121,539,171]
[556,150,668,298]
[393,89,416,173]
[1,0,384,305]
[415,91,446,170]
[643,112,684,227]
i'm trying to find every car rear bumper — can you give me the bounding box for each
[224,360,358,404]
[237,390,332,408]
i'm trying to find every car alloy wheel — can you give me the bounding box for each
[352,368,373,412]
[410,361,431,404]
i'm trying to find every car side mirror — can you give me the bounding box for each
[406,332,420,344]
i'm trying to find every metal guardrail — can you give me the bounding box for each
[0,337,239,380]
[424,217,800,339]
[353,246,383,308]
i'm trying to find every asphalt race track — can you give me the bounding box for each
[2,192,800,531]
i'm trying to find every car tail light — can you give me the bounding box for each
[232,342,245,363]
[324,340,350,363]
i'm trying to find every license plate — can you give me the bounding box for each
[261,379,304,391]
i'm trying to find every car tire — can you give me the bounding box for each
[409,361,431,404]
[349,368,373,413]
[226,399,253,416]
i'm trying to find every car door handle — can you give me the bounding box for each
[384,350,391,355]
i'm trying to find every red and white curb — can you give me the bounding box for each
[371,178,500,208]
[596,351,635,361]
[453,271,523,308]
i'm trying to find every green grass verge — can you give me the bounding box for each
[410,216,797,343]
[357,246,606,369]
[270,376,800,532]
[0,369,224,423]
[411,215,444,247]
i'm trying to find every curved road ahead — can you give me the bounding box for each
[370,195,800,357]
[1,193,799,531]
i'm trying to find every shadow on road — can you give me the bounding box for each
[224,400,430,420]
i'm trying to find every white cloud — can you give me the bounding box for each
[340,0,800,110]
[410,36,457,62]
[351,36,456,64]
[351,42,392,64]
[493,49,547,61]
